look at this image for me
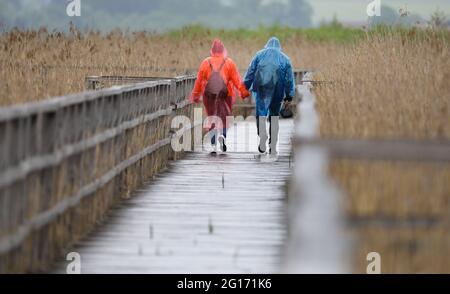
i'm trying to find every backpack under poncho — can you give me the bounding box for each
[203,58,230,130]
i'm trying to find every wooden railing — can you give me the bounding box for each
[84,69,310,90]
[85,69,309,117]
[0,75,196,273]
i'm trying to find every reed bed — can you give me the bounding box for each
[330,159,450,273]
[315,28,450,273]
[0,28,343,106]
[315,29,450,140]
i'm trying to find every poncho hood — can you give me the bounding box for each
[264,37,282,51]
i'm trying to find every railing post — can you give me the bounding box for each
[85,76,101,90]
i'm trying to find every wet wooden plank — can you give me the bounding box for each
[52,119,294,274]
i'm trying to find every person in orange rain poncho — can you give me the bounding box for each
[190,39,250,153]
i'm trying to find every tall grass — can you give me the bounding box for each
[316,27,450,140]
[312,26,450,273]
[0,25,347,106]
[1,25,448,141]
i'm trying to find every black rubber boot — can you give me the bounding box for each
[218,136,227,152]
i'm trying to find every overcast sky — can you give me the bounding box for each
[305,0,450,24]
[2,0,449,31]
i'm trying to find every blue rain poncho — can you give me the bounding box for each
[244,37,296,117]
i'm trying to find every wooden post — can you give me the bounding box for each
[85,76,101,90]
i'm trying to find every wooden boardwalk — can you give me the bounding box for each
[52,119,294,274]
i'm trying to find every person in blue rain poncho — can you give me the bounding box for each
[244,37,296,155]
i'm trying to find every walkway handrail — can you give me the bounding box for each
[0,75,195,273]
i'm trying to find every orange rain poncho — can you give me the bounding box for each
[191,39,250,128]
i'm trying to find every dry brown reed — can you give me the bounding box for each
[315,31,450,140]
[0,29,341,106]
[313,29,450,273]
